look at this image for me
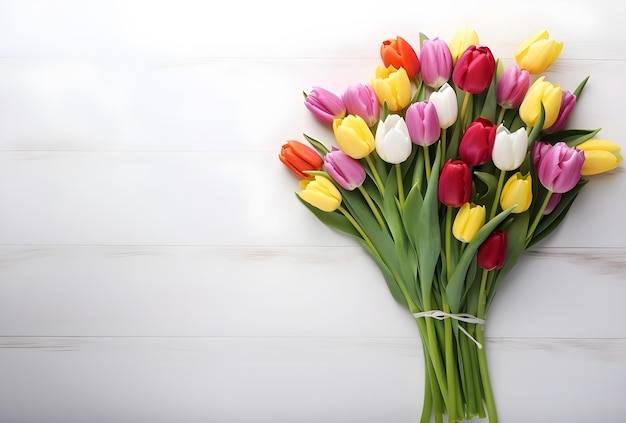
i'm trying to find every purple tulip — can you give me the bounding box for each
[323,146,366,190]
[544,90,577,134]
[532,141,585,193]
[496,65,530,109]
[419,37,453,89]
[342,84,380,127]
[304,86,346,125]
[405,100,441,146]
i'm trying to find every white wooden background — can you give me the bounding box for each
[0,1,624,422]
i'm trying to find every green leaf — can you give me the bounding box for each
[446,205,515,312]
[480,68,498,123]
[303,133,330,156]
[573,75,590,98]
[419,32,430,48]
[296,195,360,239]
[474,171,498,207]
[527,103,545,146]
[542,128,602,147]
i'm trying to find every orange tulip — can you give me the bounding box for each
[380,36,420,79]
[279,140,323,179]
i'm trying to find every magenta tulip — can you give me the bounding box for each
[477,230,507,271]
[532,141,585,193]
[342,84,380,127]
[458,117,496,166]
[452,45,496,94]
[438,159,472,207]
[496,65,530,109]
[419,37,453,89]
[405,100,441,146]
[323,146,367,191]
[544,90,577,134]
[304,86,346,125]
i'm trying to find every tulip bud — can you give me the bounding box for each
[452,202,486,243]
[519,76,562,130]
[375,114,412,164]
[576,139,623,176]
[496,65,530,109]
[500,172,533,213]
[405,100,440,146]
[429,83,458,129]
[438,159,472,207]
[297,175,342,212]
[371,65,412,112]
[279,140,324,179]
[380,36,421,79]
[544,90,576,134]
[419,37,453,89]
[491,125,528,171]
[448,27,479,64]
[323,147,366,190]
[304,86,346,125]
[515,29,563,75]
[458,117,496,166]
[342,84,380,127]
[333,115,376,159]
[477,230,507,270]
[533,141,584,193]
[452,45,496,94]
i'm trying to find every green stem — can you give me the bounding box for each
[489,168,506,221]
[364,154,385,195]
[476,269,497,422]
[525,189,553,247]
[440,129,448,164]
[442,297,461,421]
[338,206,378,252]
[496,107,506,126]
[395,163,405,208]
[445,206,453,281]
[420,351,433,423]
[421,292,449,411]
[460,92,471,130]
[357,185,386,230]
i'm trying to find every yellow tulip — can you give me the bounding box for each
[500,172,532,213]
[448,27,479,64]
[452,202,486,243]
[576,139,623,175]
[332,115,376,159]
[519,76,562,129]
[297,175,342,212]
[515,29,563,75]
[370,65,412,112]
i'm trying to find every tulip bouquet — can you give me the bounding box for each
[278,29,621,422]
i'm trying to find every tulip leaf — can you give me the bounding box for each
[303,133,330,156]
[527,103,545,146]
[480,68,498,123]
[542,128,601,147]
[296,195,361,239]
[474,171,498,207]
[446,205,515,313]
[573,75,590,99]
[419,32,430,48]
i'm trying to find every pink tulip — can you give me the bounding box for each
[419,37,453,89]
[304,86,346,125]
[532,141,585,193]
[496,65,530,109]
[342,84,380,127]
[323,147,366,191]
[405,100,441,146]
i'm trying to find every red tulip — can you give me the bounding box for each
[458,117,497,166]
[279,140,324,179]
[477,230,508,270]
[438,159,472,207]
[380,36,421,79]
[452,45,496,94]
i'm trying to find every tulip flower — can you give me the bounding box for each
[453,202,486,243]
[500,172,533,213]
[304,86,346,125]
[448,27,479,64]
[543,192,562,215]
[419,37,453,89]
[452,45,496,94]
[323,147,366,190]
[333,115,376,159]
[532,141,584,193]
[544,90,576,134]
[477,230,507,271]
[519,76,562,130]
[491,124,528,171]
[458,117,497,166]
[438,159,472,207]
[429,83,458,129]
[380,36,421,79]
[342,84,380,127]
[279,140,324,179]
[576,139,623,176]
[496,65,530,109]
[371,65,412,112]
[405,100,441,146]
[297,175,342,212]
[515,29,563,75]
[375,114,412,164]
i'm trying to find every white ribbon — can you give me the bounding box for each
[413,310,485,349]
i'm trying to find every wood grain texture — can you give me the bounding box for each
[0,0,624,422]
